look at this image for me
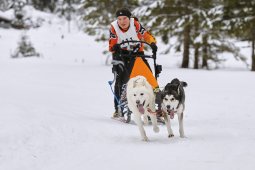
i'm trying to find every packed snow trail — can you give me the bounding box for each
[1,18,255,170]
[1,58,255,170]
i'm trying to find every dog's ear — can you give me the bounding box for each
[142,77,154,91]
[161,92,165,100]
[181,81,188,87]
[172,90,177,96]
[177,84,181,95]
[171,78,180,85]
[165,83,171,88]
[142,78,146,86]
[133,80,137,88]
[163,87,168,94]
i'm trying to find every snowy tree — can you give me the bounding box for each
[0,0,10,10]
[11,0,27,29]
[135,0,247,69]
[136,0,198,68]
[29,0,58,12]
[12,33,40,58]
[184,0,247,69]
[54,0,77,33]
[223,0,255,71]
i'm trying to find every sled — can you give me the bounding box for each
[111,116,136,125]
[108,40,162,123]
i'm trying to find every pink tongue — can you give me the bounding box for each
[168,110,175,119]
[138,104,145,114]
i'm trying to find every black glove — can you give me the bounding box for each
[150,43,157,54]
[112,44,121,53]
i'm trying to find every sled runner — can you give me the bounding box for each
[108,40,162,123]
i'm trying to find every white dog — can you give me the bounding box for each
[126,76,159,141]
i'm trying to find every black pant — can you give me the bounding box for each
[112,53,132,112]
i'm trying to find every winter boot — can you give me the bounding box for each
[155,89,162,112]
[154,89,165,124]
[112,110,120,118]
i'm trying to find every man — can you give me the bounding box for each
[109,8,159,117]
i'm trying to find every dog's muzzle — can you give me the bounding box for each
[166,108,176,119]
[136,100,145,114]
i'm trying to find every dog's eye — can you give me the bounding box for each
[134,94,136,96]
[170,98,175,101]
[140,93,144,96]
[164,98,168,101]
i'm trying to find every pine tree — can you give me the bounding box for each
[0,0,10,10]
[223,0,255,71]
[191,1,248,69]
[138,0,247,69]
[134,0,188,68]
[30,0,58,12]
[192,0,222,69]
[12,33,40,58]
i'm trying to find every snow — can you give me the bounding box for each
[0,9,13,21]
[1,12,255,170]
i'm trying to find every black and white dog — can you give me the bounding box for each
[161,78,187,138]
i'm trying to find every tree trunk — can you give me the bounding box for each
[202,35,208,69]
[252,38,255,71]
[193,13,199,69]
[181,23,190,68]
[194,43,199,69]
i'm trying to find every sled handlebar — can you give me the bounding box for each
[119,54,154,59]
[115,40,161,79]
[118,40,153,48]
[117,40,156,58]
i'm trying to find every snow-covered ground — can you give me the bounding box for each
[1,13,255,170]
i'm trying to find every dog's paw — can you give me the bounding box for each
[180,135,186,138]
[143,119,149,126]
[168,134,174,138]
[180,131,185,138]
[153,126,159,133]
[142,136,149,142]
